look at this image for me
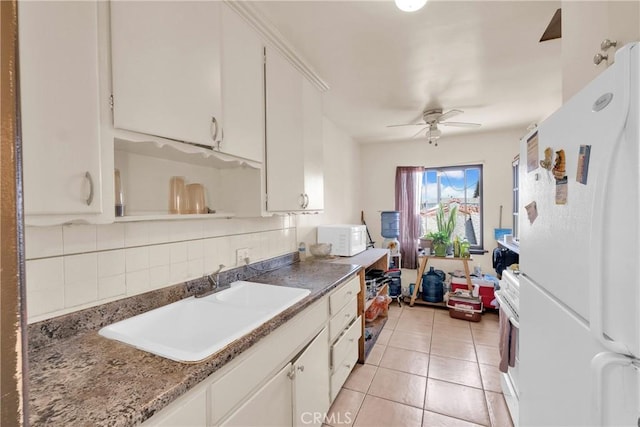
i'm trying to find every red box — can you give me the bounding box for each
[447,294,483,322]
[451,277,497,309]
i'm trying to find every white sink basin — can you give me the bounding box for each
[98,281,310,362]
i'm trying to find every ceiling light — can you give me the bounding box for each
[394,0,427,12]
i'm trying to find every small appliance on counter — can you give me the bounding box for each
[317,224,367,256]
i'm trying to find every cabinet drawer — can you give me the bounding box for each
[331,316,361,371]
[329,276,359,315]
[330,344,358,403]
[329,296,357,343]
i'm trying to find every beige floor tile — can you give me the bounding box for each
[475,344,500,367]
[430,336,477,362]
[485,391,514,427]
[376,328,392,346]
[470,313,499,332]
[354,395,423,427]
[368,366,427,408]
[428,355,482,389]
[400,306,436,320]
[422,410,486,427]
[378,346,430,377]
[472,329,499,347]
[382,316,399,331]
[388,330,431,354]
[434,313,476,328]
[343,364,377,393]
[478,363,503,393]
[424,379,490,426]
[326,388,365,427]
[387,305,402,319]
[432,324,474,342]
[365,343,385,366]
[396,316,434,335]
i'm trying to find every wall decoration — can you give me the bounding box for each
[526,131,539,172]
[552,149,566,180]
[540,147,553,170]
[525,201,538,224]
[576,145,591,185]
[555,176,568,205]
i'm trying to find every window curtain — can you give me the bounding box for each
[395,166,424,269]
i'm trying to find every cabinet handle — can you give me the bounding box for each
[297,365,305,372]
[345,364,352,369]
[304,194,310,209]
[346,291,353,296]
[210,116,219,144]
[85,171,94,206]
[344,313,351,318]
[299,193,306,208]
[593,52,608,65]
[600,38,617,51]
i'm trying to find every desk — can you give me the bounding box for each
[330,248,389,363]
[409,255,473,307]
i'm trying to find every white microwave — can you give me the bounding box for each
[317,224,367,257]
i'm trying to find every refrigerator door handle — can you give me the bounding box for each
[587,44,634,357]
[591,352,638,425]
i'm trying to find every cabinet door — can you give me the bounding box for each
[220,363,293,427]
[19,1,102,216]
[110,1,222,147]
[220,6,264,163]
[265,46,305,212]
[301,80,324,211]
[142,385,207,427]
[293,328,330,427]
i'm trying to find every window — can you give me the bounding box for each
[420,164,484,252]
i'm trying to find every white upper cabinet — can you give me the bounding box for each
[221,5,265,163]
[110,1,223,148]
[19,1,105,221]
[265,47,324,212]
[301,79,325,211]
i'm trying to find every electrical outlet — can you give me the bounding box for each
[236,248,250,265]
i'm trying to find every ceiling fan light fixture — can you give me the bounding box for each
[394,0,427,13]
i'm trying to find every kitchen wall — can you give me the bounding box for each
[359,127,525,275]
[24,117,361,323]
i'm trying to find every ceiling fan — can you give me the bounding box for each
[387,108,481,146]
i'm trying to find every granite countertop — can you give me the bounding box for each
[28,256,360,426]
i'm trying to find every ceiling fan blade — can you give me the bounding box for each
[440,121,481,128]
[410,127,428,138]
[437,109,463,122]
[386,123,426,128]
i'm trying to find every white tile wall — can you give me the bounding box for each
[24,218,297,323]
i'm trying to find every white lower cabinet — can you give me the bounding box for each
[145,380,208,427]
[293,328,330,427]
[220,363,293,427]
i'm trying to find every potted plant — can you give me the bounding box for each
[436,202,457,239]
[428,230,449,257]
[419,235,433,253]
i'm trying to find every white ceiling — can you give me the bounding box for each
[250,0,563,145]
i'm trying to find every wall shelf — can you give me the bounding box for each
[114,212,235,222]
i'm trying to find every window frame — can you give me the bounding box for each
[421,164,485,253]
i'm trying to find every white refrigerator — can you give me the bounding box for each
[518,42,640,426]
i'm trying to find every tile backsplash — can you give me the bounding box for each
[25,216,296,323]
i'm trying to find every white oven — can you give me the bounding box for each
[495,269,520,426]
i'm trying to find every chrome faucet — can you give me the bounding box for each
[195,264,225,298]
